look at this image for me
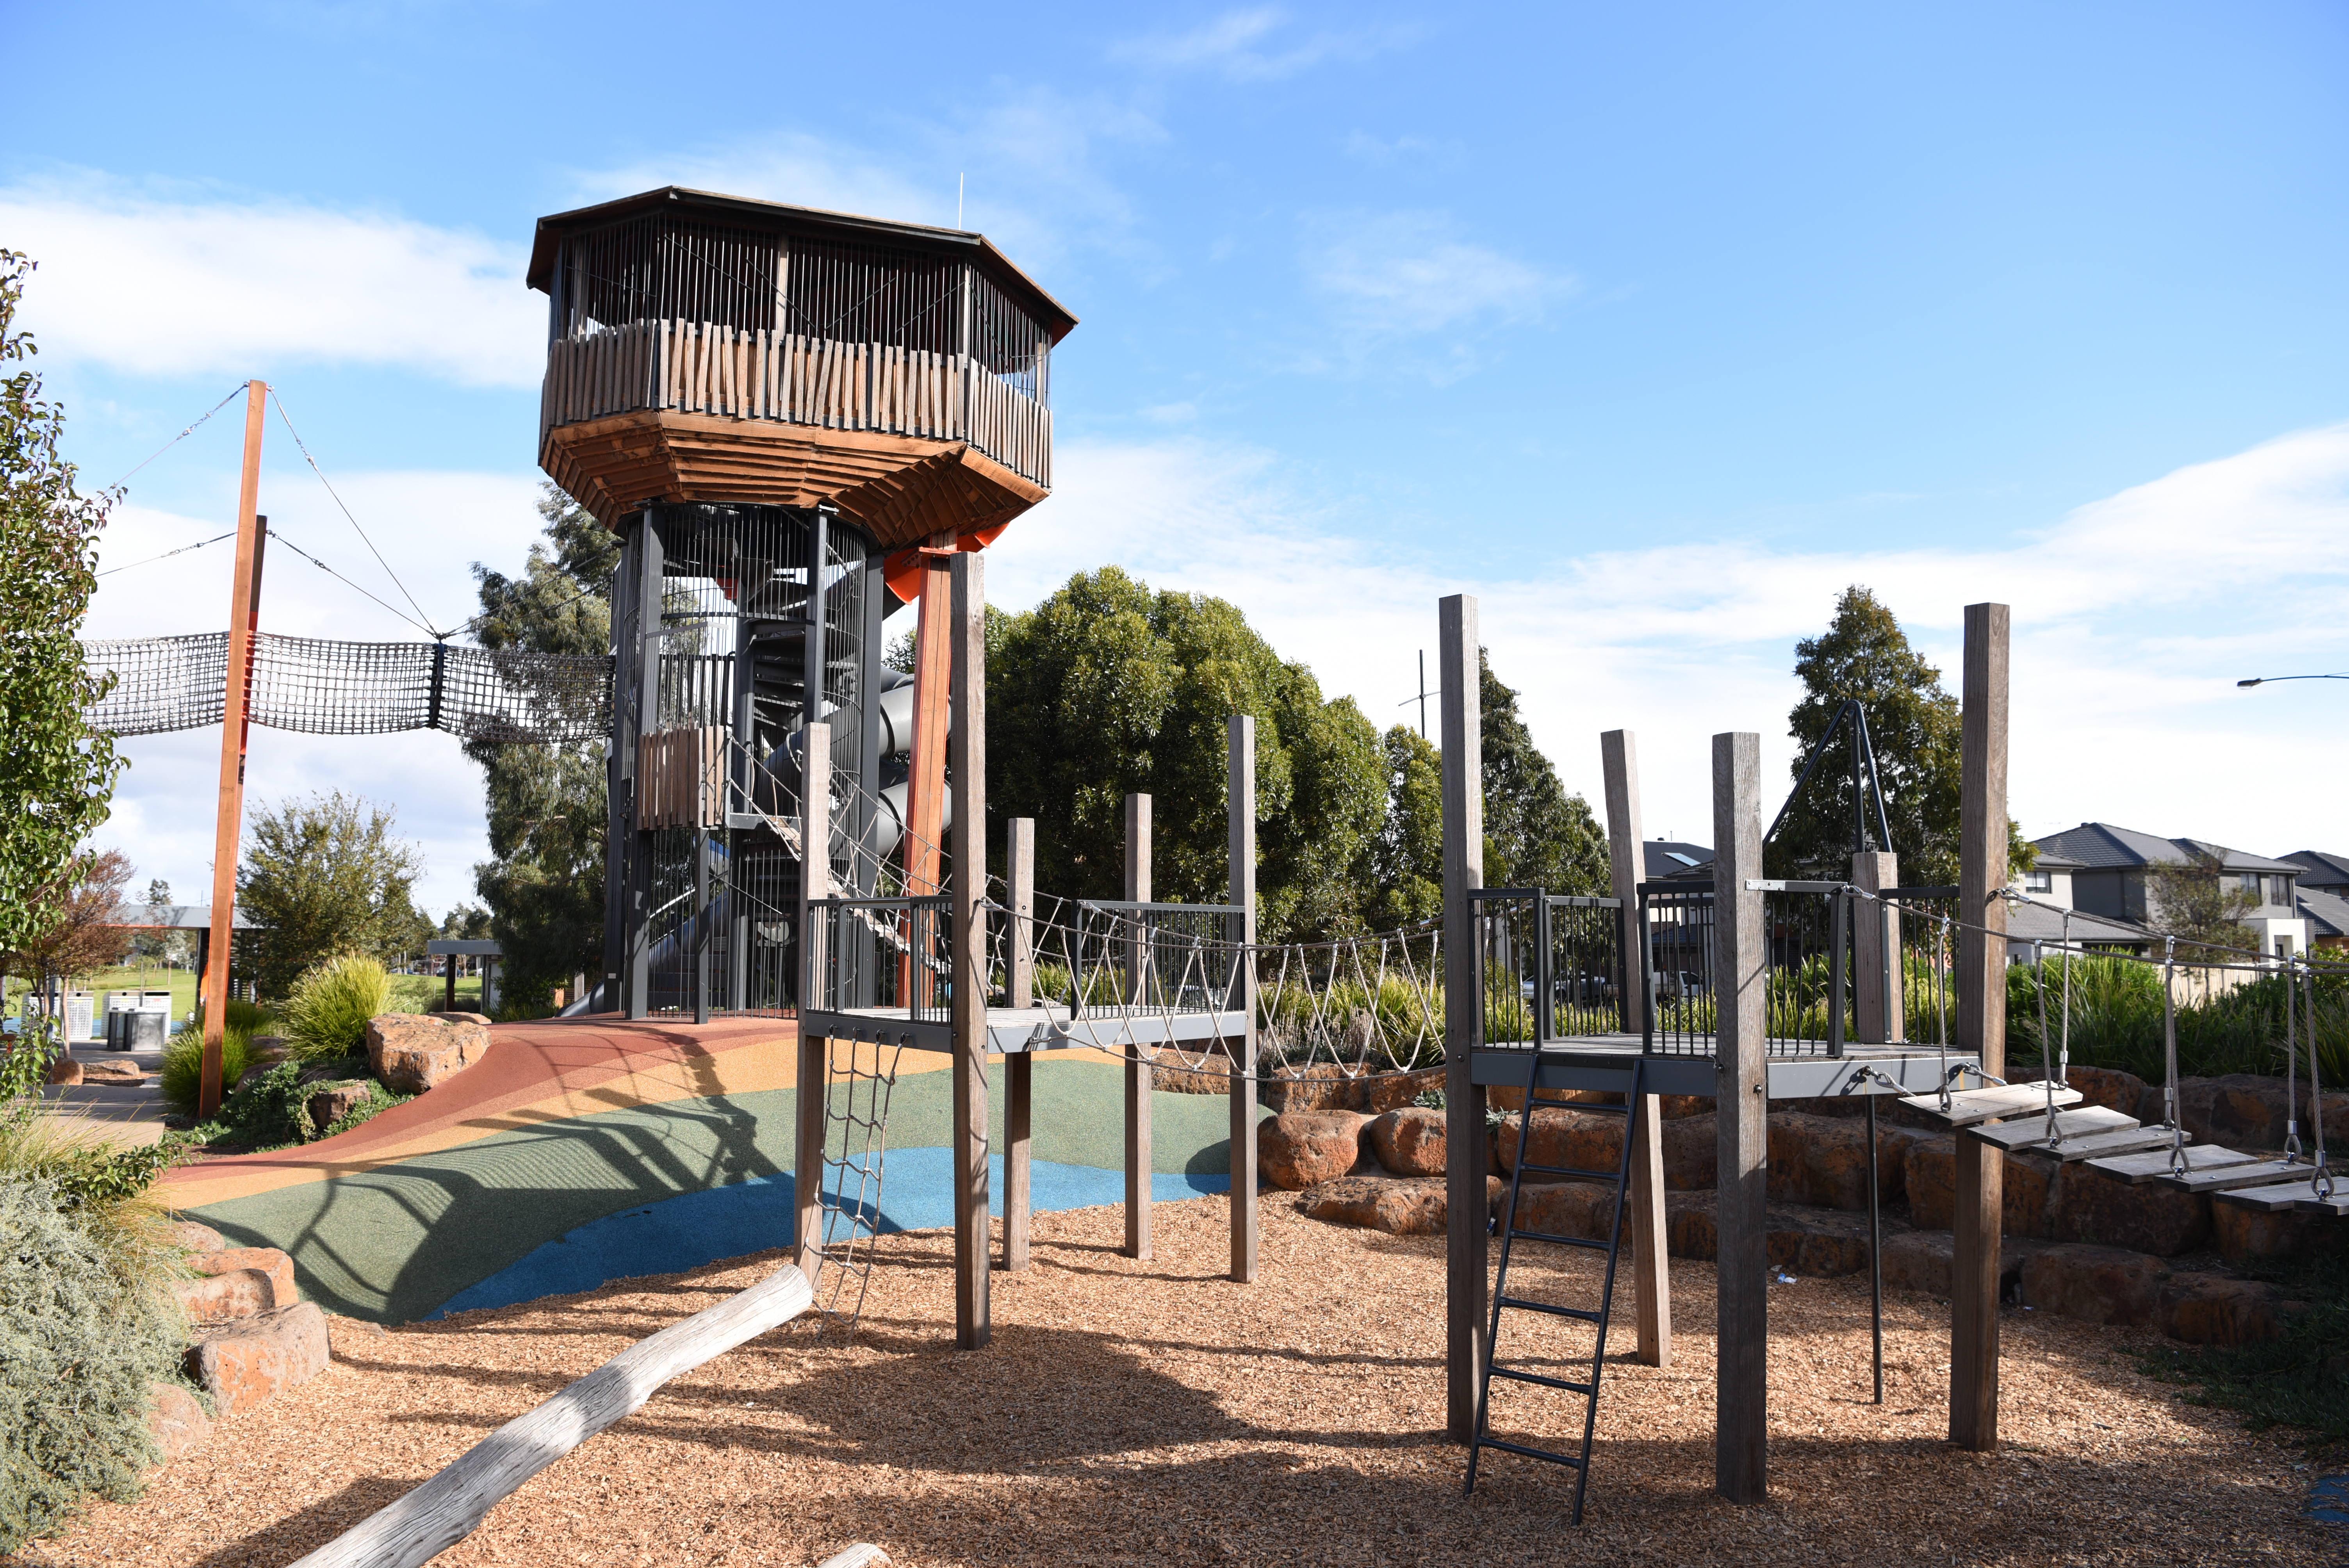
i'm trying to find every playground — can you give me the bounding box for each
[25,184,2342,1568]
[43,1199,2331,1566]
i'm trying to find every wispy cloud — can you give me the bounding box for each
[579,91,1162,276]
[1297,209,1573,367]
[0,176,539,386]
[1000,423,2349,856]
[1110,8,1426,81]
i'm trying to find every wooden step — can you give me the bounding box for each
[1898,1080,2082,1127]
[2033,1125,2196,1163]
[2213,1176,2331,1213]
[2084,1142,2256,1186]
[2155,1157,2312,1194]
[1968,1105,2139,1151]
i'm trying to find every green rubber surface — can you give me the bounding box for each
[188,1059,1264,1324]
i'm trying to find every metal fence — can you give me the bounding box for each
[1471,890,1626,1053]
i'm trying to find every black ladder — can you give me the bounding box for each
[1465,1054,1644,1523]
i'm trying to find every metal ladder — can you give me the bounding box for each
[1465,1054,1644,1523]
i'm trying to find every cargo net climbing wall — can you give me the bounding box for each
[83,633,613,744]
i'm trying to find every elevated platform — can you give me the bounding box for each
[800,1005,1246,1057]
[1471,1034,1978,1100]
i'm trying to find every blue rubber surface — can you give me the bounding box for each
[430,1151,1230,1318]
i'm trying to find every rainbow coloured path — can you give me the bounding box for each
[166,1017,1258,1323]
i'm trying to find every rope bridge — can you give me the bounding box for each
[82,633,613,744]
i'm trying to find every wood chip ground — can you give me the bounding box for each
[30,1197,2336,1566]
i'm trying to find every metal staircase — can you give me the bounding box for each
[1465,1055,1645,1523]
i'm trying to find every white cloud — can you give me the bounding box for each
[1301,209,1574,355]
[1110,9,1426,81]
[0,177,541,386]
[996,423,2349,861]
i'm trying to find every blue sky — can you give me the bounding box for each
[8,2,2347,914]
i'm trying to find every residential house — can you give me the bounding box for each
[2011,822,2308,965]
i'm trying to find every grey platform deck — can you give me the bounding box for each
[1472,1035,1980,1099]
[799,1005,1246,1056]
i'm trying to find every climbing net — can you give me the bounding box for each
[806,1036,905,1331]
[81,633,612,744]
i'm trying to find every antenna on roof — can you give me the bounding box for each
[957,173,965,229]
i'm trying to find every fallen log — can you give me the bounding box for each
[291,1262,814,1568]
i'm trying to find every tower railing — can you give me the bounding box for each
[540,321,1052,490]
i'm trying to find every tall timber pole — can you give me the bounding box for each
[199,380,267,1118]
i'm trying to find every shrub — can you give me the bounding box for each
[194,1058,407,1151]
[159,1028,255,1116]
[280,955,389,1063]
[0,1176,187,1553]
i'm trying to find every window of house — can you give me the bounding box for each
[2236,872,2262,900]
[2272,875,2293,906]
[2023,870,2052,893]
[2276,935,2295,960]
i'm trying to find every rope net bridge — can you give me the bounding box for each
[82,633,612,745]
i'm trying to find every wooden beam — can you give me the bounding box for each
[1003,816,1035,1272]
[1440,595,1486,1442]
[1124,792,1154,1261]
[200,381,267,1119]
[1852,850,1902,1044]
[287,1263,813,1568]
[1600,729,1670,1369]
[1713,731,1767,1504]
[1951,602,2011,1451]
[1228,715,1259,1284]
[904,532,955,904]
[794,722,831,1285]
[950,552,990,1350]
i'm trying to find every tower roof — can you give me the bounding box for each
[526,186,1078,343]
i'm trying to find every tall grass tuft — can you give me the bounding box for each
[280,955,389,1062]
[159,1027,256,1115]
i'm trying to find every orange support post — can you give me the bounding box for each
[199,380,267,1118]
[901,531,955,1001]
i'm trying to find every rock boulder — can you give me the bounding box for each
[146,1381,212,1464]
[1368,1107,1446,1175]
[306,1082,372,1131]
[185,1301,330,1418]
[1878,1230,2051,1299]
[2046,1162,2211,1256]
[45,1055,82,1086]
[2157,1273,2306,1345]
[1258,1110,1371,1189]
[2212,1197,2347,1265]
[2018,1244,2164,1327]
[1495,1106,1623,1177]
[1662,1112,1717,1190]
[365,1013,488,1095]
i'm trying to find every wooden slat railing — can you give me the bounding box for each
[541,322,1052,491]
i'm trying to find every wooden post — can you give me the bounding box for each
[1003,816,1034,1272]
[1440,594,1486,1441]
[1601,730,1671,1368]
[200,381,266,1119]
[1713,731,1767,1504]
[1951,603,2010,1451]
[903,531,955,901]
[1124,792,1153,1261]
[793,723,831,1284]
[1852,850,1902,1044]
[949,552,990,1349]
[1228,715,1259,1284]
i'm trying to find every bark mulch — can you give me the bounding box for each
[31,1196,2335,1566]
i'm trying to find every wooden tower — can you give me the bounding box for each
[527,187,1075,1017]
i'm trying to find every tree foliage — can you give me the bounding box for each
[1479,652,1610,898]
[987,568,1385,941]
[0,252,122,955]
[1773,586,2033,884]
[2146,851,2262,968]
[237,792,427,997]
[2,848,133,982]
[1365,725,1443,928]
[465,484,618,1004]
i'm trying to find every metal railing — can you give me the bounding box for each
[1057,901,1246,1019]
[1470,889,1626,1053]
[814,896,952,1022]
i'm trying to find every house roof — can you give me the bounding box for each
[2026,851,2085,872]
[2031,822,2302,875]
[1643,841,1714,880]
[2299,887,2349,941]
[100,904,259,931]
[2003,902,2152,948]
[2282,850,2349,889]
